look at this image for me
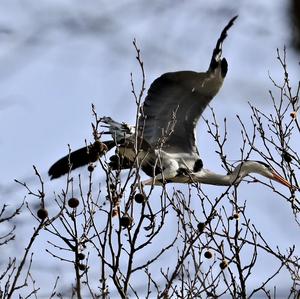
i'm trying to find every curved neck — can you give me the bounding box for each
[193,169,241,186]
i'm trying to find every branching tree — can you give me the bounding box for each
[0,45,299,299]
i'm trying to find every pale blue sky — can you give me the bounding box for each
[0,1,299,296]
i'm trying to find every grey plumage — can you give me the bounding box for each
[139,16,239,154]
[49,16,238,182]
[134,16,238,181]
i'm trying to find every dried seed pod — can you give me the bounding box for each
[197,222,206,232]
[120,214,133,228]
[109,155,120,169]
[37,208,48,220]
[93,140,108,155]
[78,263,86,271]
[87,140,107,163]
[233,213,240,220]
[68,197,80,208]
[87,164,95,172]
[282,151,292,163]
[219,260,228,270]
[290,111,297,119]
[134,193,146,204]
[77,253,85,260]
[204,250,213,259]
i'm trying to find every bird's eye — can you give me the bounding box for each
[264,164,272,171]
[256,161,272,170]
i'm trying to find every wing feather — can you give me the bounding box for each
[139,71,213,155]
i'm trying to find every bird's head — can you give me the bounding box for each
[233,160,295,189]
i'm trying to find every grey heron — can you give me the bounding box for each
[48,16,293,189]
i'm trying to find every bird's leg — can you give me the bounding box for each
[173,168,198,184]
[141,176,165,186]
[142,169,192,186]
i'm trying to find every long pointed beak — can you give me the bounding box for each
[271,171,296,190]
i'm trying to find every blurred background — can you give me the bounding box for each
[0,0,299,297]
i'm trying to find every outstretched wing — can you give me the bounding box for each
[139,71,212,155]
[138,16,238,157]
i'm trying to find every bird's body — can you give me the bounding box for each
[93,17,233,185]
[48,16,293,190]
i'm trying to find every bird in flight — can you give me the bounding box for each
[49,16,293,189]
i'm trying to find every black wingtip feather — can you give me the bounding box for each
[209,15,238,71]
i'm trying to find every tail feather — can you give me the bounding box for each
[49,117,135,179]
[209,15,238,72]
[48,140,115,179]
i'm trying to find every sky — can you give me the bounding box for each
[0,0,299,297]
